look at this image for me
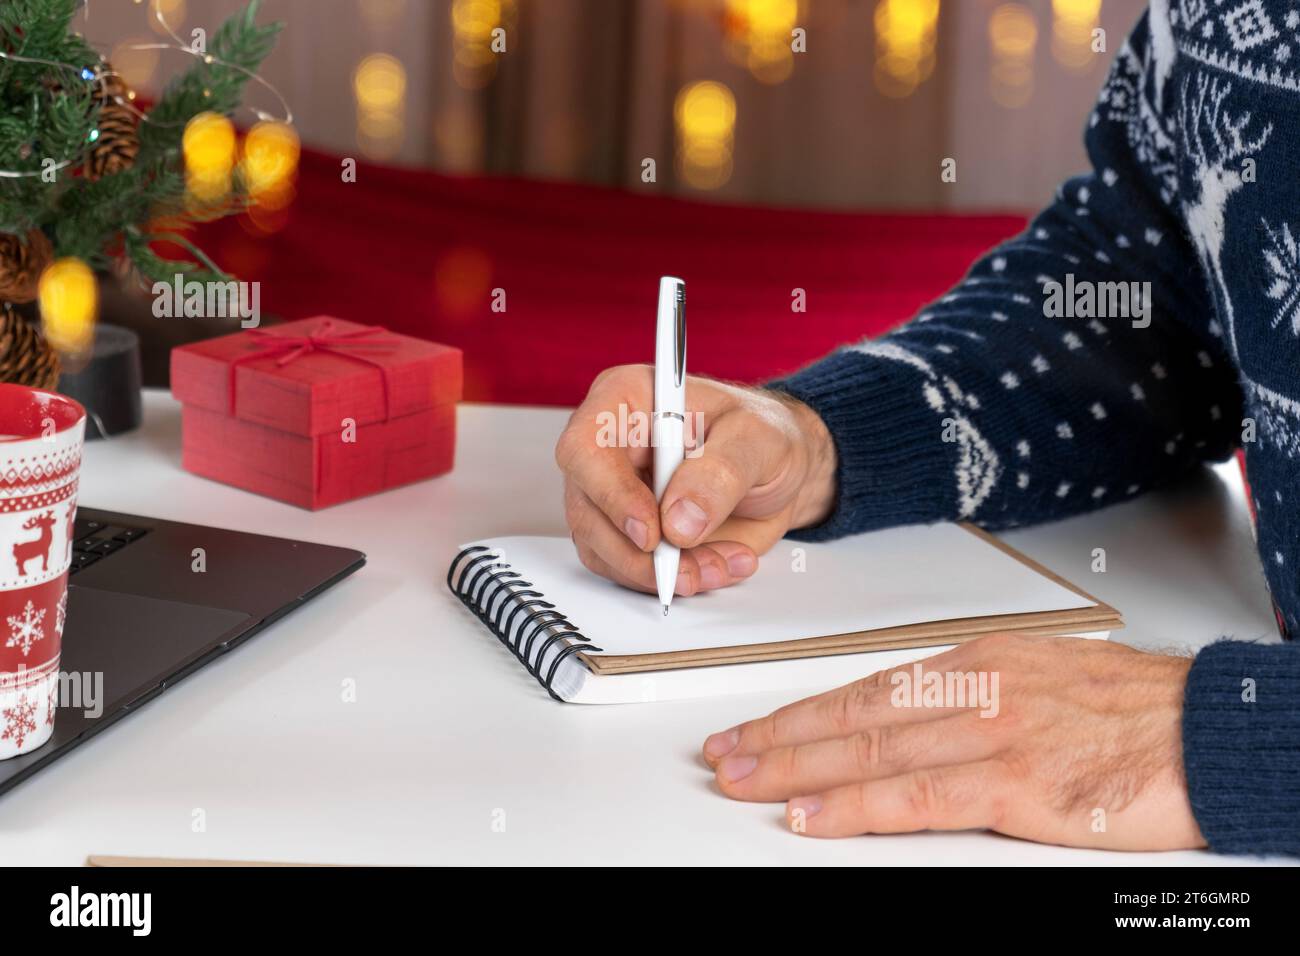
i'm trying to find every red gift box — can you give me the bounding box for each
[171,316,462,509]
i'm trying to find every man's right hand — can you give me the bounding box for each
[554,365,838,597]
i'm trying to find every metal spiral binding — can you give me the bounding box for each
[447,546,604,701]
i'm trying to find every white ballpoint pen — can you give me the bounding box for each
[652,276,686,617]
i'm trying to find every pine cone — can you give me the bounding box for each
[0,230,54,304]
[0,304,61,390]
[86,102,139,181]
[94,66,129,105]
[86,63,139,182]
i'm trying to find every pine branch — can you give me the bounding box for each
[123,227,231,289]
[0,0,285,282]
[138,0,284,161]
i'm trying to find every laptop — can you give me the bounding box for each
[0,506,364,796]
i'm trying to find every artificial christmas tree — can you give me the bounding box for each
[0,0,290,375]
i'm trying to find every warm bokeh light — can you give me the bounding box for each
[451,0,516,89]
[149,0,186,34]
[989,3,1038,108]
[183,111,236,202]
[109,38,159,90]
[433,107,483,172]
[353,53,407,160]
[240,120,300,211]
[38,258,97,356]
[674,80,736,190]
[874,0,941,98]
[1051,0,1102,70]
[723,0,800,85]
[434,246,493,320]
[353,53,406,113]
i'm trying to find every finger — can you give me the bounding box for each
[567,482,750,594]
[785,761,1011,838]
[660,410,787,548]
[556,414,661,554]
[675,518,784,592]
[572,537,701,597]
[714,712,1002,802]
[706,514,788,558]
[565,484,659,591]
[702,645,980,767]
[689,541,758,590]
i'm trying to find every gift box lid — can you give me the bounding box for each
[171,316,463,437]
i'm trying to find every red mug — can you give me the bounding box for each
[0,385,85,760]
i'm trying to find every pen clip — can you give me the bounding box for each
[673,283,686,389]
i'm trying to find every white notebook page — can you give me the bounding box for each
[467,524,1093,657]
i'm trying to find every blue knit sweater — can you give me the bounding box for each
[772,2,1300,857]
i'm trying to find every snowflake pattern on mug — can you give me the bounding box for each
[5,600,45,657]
[0,385,84,760]
[1,696,36,750]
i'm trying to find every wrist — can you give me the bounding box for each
[788,397,838,529]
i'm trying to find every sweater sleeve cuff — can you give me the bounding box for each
[1182,639,1300,856]
[767,349,956,542]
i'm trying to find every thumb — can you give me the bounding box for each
[659,411,780,548]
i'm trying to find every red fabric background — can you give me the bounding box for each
[189,149,1026,406]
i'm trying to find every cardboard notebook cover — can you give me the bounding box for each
[578,524,1121,675]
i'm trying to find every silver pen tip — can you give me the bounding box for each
[662,605,670,617]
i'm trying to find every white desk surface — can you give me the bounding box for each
[0,390,1288,866]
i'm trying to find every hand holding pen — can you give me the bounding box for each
[554,281,839,603]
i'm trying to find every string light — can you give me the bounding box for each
[451,0,515,90]
[989,3,1038,108]
[1051,0,1102,70]
[119,3,293,126]
[38,258,98,356]
[108,37,160,89]
[873,0,941,99]
[0,0,294,180]
[148,0,186,36]
[723,0,801,85]
[353,53,406,160]
[674,80,736,190]
[183,110,237,202]
[240,120,300,208]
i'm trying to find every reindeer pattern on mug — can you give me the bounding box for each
[0,435,81,758]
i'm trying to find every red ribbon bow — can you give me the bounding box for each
[228,319,397,419]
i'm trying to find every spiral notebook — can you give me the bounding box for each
[447,523,1122,704]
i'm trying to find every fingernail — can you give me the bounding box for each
[675,568,693,596]
[788,796,823,827]
[725,550,756,578]
[718,755,757,783]
[623,516,648,550]
[704,727,740,759]
[699,561,725,590]
[665,498,708,543]
[707,542,758,579]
